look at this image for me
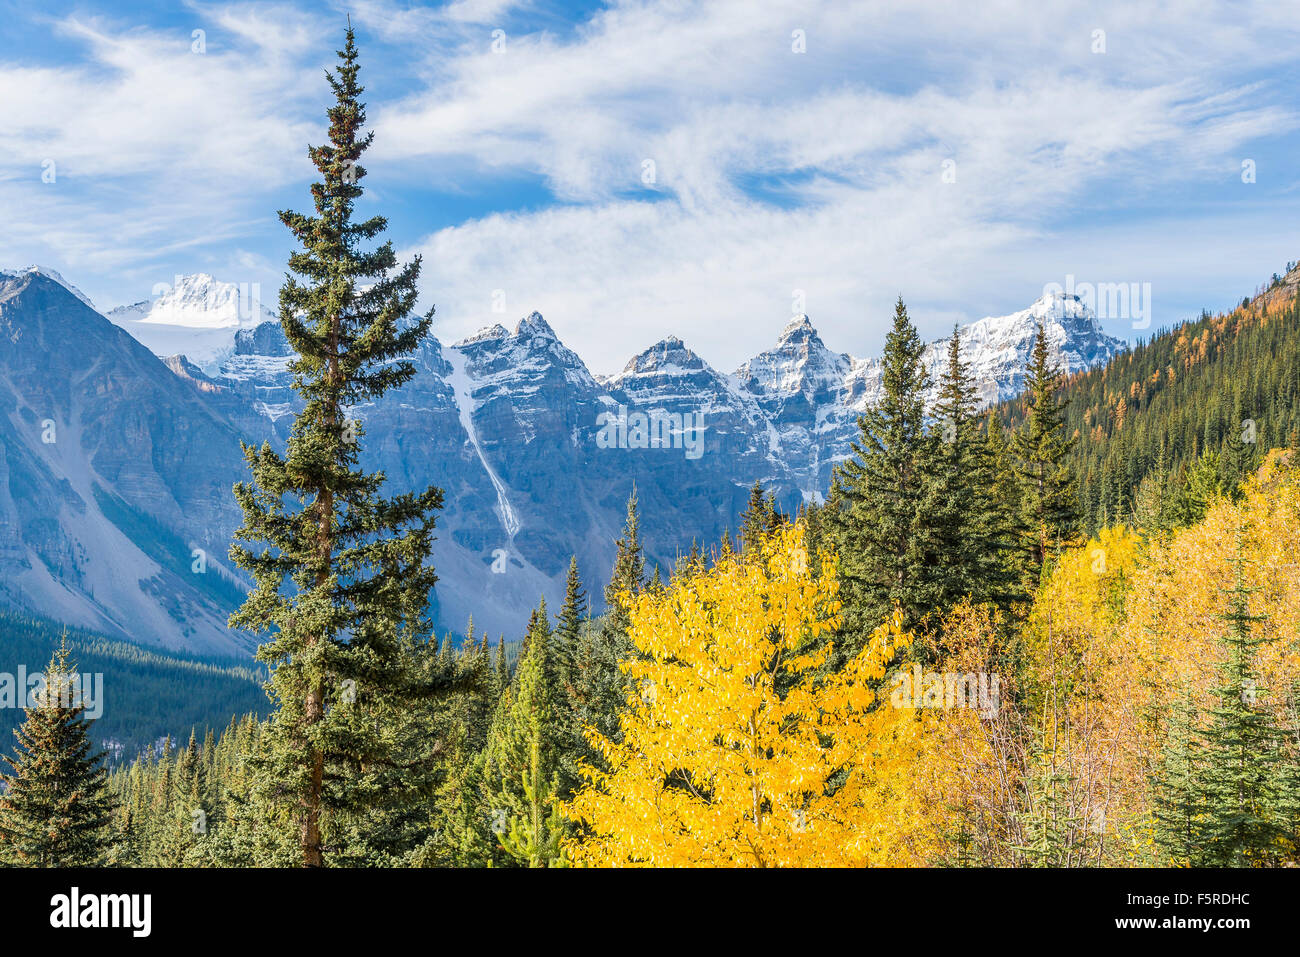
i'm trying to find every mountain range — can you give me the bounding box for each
[0,268,1127,654]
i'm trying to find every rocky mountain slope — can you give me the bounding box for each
[0,270,1126,652]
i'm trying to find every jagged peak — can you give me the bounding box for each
[640,334,695,359]
[779,313,816,339]
[732,312,849,397]
[615,335,707,378]
[514,311,556,339]
[455,323,510,347]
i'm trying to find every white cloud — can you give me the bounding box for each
[378,0,1299,371]
[1,0,1296,371]
[0,4,328,297]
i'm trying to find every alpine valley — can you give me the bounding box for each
[0,266,1126,654]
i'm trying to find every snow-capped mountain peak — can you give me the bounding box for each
[734,314,852,400]
[956,291,1123,403]
[779,313,815,338]
[108,273,274,330]
[0,265,96,310]
[515,311,557,340]
[104,273,277,374]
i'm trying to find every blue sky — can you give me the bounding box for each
[1,0,1297,374]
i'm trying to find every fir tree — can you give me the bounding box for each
[1151,686,1202,864]
[494,636,510,696]
[554,556,586,700]
[920,327,1018,622]
[228,25,444,867]
[573,489,645,758]
[831,296,934,653]
[553,556,588,796]
[0,642,115,866]
[482,604,566,866]
[739,480,772,558]
[1194,551,1289,865]
[1013,322,1079,581]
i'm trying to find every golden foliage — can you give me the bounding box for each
[563,523,945,867]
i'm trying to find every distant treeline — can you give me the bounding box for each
[0,611,267,759]
[1001,277,1300,531]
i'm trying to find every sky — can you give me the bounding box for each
[1,0,1297,376]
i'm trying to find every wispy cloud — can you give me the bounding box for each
[0,0,1296,371]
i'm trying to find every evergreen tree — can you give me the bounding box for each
[1013,758,1077,867]
[494,636,510,696]
[1194,552,1289,865]
[1151,686,1202,864]
[482,604,566,866]
[1013,322,1079,581]
[554,556,586,700]
[985,411,1026,581]
[0,643,115,866]
[155,729,207,866]
[499,735,568,868]
[553,556,588,796]
[228,25,444,867]
[739,480,772,558]
[831,296,934,653]
[573,489,645,758]
[920,327,1019,621]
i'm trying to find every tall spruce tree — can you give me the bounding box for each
[739,480,772,558]
[831,296,934,653]
[553,556,588,794]
[573,490,645,758]
[1151,686,1202,864]
[920,327,1018,620]
[229,25,443,867]
[483,603,566,866]
[1013,322,1079,581]
[985,411,1027,586]
[554,556,586,700]
[0,642,115,866]
[1194,552,1291,865]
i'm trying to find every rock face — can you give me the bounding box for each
[0,273,262,655]
[0,271,1127,654]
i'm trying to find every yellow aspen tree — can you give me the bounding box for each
[563,523,945,866]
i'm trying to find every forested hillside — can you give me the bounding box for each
[1002,262,1300,531]
[0,613,267,757]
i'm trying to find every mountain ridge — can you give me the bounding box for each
[0,268,1128,652]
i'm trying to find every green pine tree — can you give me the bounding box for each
[572,489,645,759]
[0,642,115,866]
[1013,322,1079,582]
[228,25,443,867]
[831,296,934,655]
[739,480,773,558]
[1193,550,1289,866]
[554,557,586,697]
[921,327,1019,622]
[1151,685,1202,865]
[482,603,567,866]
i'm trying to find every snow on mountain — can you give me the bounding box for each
[106,274,277,374]
[949,291,1126,405]
[0,265,96,310]
[733,315,852,401]
[37,276,1126,649]
[837,290,1127,415]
